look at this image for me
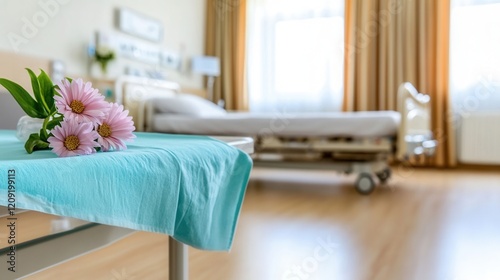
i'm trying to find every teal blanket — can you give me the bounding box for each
[0,130,252,251]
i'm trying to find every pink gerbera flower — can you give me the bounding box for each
[55,78,110,124]
[48,119,100,157]
[96,103,136,152]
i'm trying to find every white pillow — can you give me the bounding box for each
[153,93,227,117]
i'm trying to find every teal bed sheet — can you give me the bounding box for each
[0,130,252,251]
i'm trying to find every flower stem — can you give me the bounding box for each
[42,115,50,132]
[40,111,56,141]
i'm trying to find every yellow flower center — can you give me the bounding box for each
[98,123,112,137]
[70,100,85,114]
[64,135,80,151]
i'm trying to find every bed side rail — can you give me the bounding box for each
[396,82,437,160]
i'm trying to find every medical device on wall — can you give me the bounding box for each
[93,30,182,69]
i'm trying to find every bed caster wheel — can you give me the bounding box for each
[355,173,375,195]
[376,168,392,184]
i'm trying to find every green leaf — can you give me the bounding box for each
[0,78,46,118]
[26,68,46,115]
[65,77,73,83]
[24,133,50,154]
[38,69,56,113]
[53,84,61,97]
[46,115,64,131]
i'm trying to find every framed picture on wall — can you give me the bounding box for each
[116,8,163,42]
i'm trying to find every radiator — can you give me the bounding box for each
[458,112,500,164]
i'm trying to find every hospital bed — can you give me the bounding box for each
[115,76,437,194]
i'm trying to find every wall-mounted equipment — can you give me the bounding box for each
[95,31,160,65]
[161,51,181,70]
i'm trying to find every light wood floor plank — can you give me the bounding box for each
[22,168,500,280]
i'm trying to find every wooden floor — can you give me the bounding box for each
[25,167,500,280]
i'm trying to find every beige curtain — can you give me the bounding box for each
[205,0,248,111]
[343,0,456,167]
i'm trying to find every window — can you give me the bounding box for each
[247,0,344,113]
[450,0,500,113]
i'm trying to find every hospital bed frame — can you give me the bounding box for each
[251,82,437,193]
[116,77,437,194]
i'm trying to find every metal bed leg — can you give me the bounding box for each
[169,236,188,280]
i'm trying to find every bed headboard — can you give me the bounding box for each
[114,75,181,131]
[0,51,52,129]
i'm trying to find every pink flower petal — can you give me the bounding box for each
[48,119,99,157]
[96,103,136,152]
[55,78,110,125]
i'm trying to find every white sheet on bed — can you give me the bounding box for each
[152,111,401,138]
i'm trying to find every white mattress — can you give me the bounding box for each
[152,111,401,138]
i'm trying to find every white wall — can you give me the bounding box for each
[0,0,206,88]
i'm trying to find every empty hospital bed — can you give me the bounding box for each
[115,76,437,194]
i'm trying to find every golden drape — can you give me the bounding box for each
[343,0,456,167]
[205,0,248,110]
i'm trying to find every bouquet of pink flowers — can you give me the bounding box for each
[0,69,135,157]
